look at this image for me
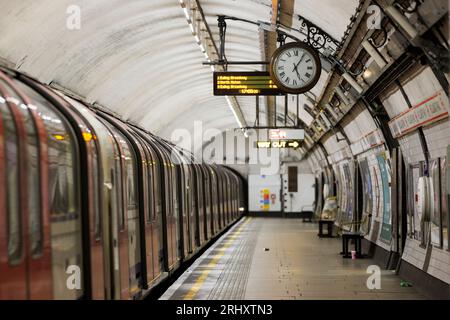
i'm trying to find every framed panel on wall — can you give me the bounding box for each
[430,159,443,248]
[359,158,373,235]
[407,164,421,240]
[377,152,392,243]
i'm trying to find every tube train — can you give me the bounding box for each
[0,67,246,300]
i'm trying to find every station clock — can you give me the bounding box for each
[269,42,321,94]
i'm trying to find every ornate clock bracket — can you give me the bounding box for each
[205,15,342,69]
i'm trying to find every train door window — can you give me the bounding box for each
[108,132,125,231]
[152,149,161,222]
[16,95,42,257]
[3,80,44,259]
[0,95,22,265]
[47,109,82,299]
[288,166,298,192]
[143,144,154,222]
[92,147,102,241]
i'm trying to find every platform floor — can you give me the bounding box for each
[160,217,425,300]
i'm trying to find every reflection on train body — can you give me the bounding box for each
[0,69,245,300]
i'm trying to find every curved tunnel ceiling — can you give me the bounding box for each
[0,0,360,148]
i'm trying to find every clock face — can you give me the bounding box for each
[269,42,321,94]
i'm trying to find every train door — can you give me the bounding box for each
[143,140,163,281]
[169,157,181,264]
[225,173,232,224]
[176,162,189,258]
[57,95,115,300]
[194,165,205,247]
[126,132,153,287]
[0,78,53,299]
[209,167,220,235]
[202,166,212,240]
[98,121,143,299]
[0,75,86,299]
[154,143,178,271]
[186,165,196,253]
[221,171,229,226]
[222,171,231,226]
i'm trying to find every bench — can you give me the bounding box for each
[341,232,364,259]
[318,220,334,238]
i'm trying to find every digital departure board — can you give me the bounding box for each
[213,72,284,96]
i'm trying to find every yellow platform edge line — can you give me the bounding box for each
[183,217,251,300]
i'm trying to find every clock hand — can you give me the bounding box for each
[294,67,303,83]
[294,52,306,70]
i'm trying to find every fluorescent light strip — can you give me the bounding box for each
[179,1,247,138]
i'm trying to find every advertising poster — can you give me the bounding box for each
[359,158,373,234]
[377,153,392,243]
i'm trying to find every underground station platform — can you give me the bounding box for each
[161,217,424,300]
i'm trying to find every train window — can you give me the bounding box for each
[152,150,161,221]
[123,147,138,211]
[141,144,154,222]
[12,90,42,258]
[3,79,44,259]
[110,134,125,231]
[0,95,22,266]
[92,147,102,241]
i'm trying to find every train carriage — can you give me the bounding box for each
[0,68,245,300]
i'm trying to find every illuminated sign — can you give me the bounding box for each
[268,129,305,140]
[257,140,302,149]
[213,72,284,96]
